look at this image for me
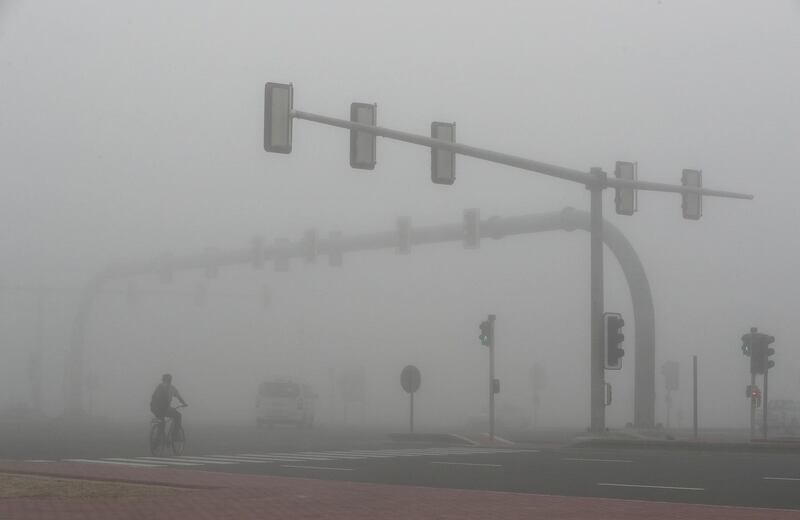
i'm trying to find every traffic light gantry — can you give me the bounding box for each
[264,81,753,433]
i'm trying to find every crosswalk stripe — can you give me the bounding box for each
[60,447,528,469]
[174,456,271,464]
[207,455,321,463]
[316,452,397,458]
[233,454,332,462]
[104,458,200,466]
[139,456,234,465]
[292,452,366,459]
[239,453,334,461]
[65,458,165,468]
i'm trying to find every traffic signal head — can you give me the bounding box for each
[463,208,480,249]
[614,161,637,216]
[681,169,702,220]
[303,229,318,263]
[765,335,776,370]
[479,320,492,347]
[350,102,377,170]
[750,333,776,374]
[264,82,293,154]
[604,313,625,370]
[431,121,456,185]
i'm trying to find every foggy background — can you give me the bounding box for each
[1,0,798,432]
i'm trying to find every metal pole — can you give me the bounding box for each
[292,110,754,201]
[693,355,698,439]
[763,369,769,439]
[666,390,671,429]
[750,371,756,439]
[489,314,496,442]
[31,289,45,414]
[589,168,606,433]
[410,392,414,433]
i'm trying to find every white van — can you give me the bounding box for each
[256,379,317,429]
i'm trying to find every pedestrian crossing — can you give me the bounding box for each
[58,447,532,469]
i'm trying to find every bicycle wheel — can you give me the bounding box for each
[170,424,185,456]
[149,422,165,456]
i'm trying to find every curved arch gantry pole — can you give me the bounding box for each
[64,207,655,428]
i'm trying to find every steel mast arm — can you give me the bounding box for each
[293,110,754,201]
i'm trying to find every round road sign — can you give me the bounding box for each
[400,365,421,394]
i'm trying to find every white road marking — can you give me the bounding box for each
[764,477,800,481]
[431,461,503,468]
[281,464,354,471]
[241,453,334,461]
[207,455,316,463]
[564,458,633,463]
[178,456,277,464]
[449,433,480,446]
[24,459,53,463]
[294,452,367,459]
[316,451,397,458]
[139,456,233,465]
[64,458,165,468]
[104,457,200,466]
[234,454,332,462]
[60,447,531,469]
[488,434,515,445]
[598,483,704,491]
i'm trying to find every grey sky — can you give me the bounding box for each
[1,1,798,428]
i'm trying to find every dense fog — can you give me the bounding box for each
[1,1,798,434]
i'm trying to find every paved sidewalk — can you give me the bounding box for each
[0,460,797,519]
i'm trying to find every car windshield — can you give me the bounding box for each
[259,382,299,399]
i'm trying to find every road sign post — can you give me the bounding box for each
[531,363,546,429]
[478,315,497,441]
[763,368,769,439]
[401,365,421,433]
[750,371,757,438]
[693,355,698,439]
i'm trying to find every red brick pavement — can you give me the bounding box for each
[0,460,797,519]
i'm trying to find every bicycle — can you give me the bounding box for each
[149,405,187,456]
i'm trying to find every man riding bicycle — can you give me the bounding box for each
[150,373,188,427]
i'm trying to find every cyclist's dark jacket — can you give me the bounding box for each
[150,383,184,417]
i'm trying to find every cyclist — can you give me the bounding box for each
[150,373,188,427]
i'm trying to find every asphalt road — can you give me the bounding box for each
[177,445,800,511]
[0,418,397,460]
[6,419,800,511]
